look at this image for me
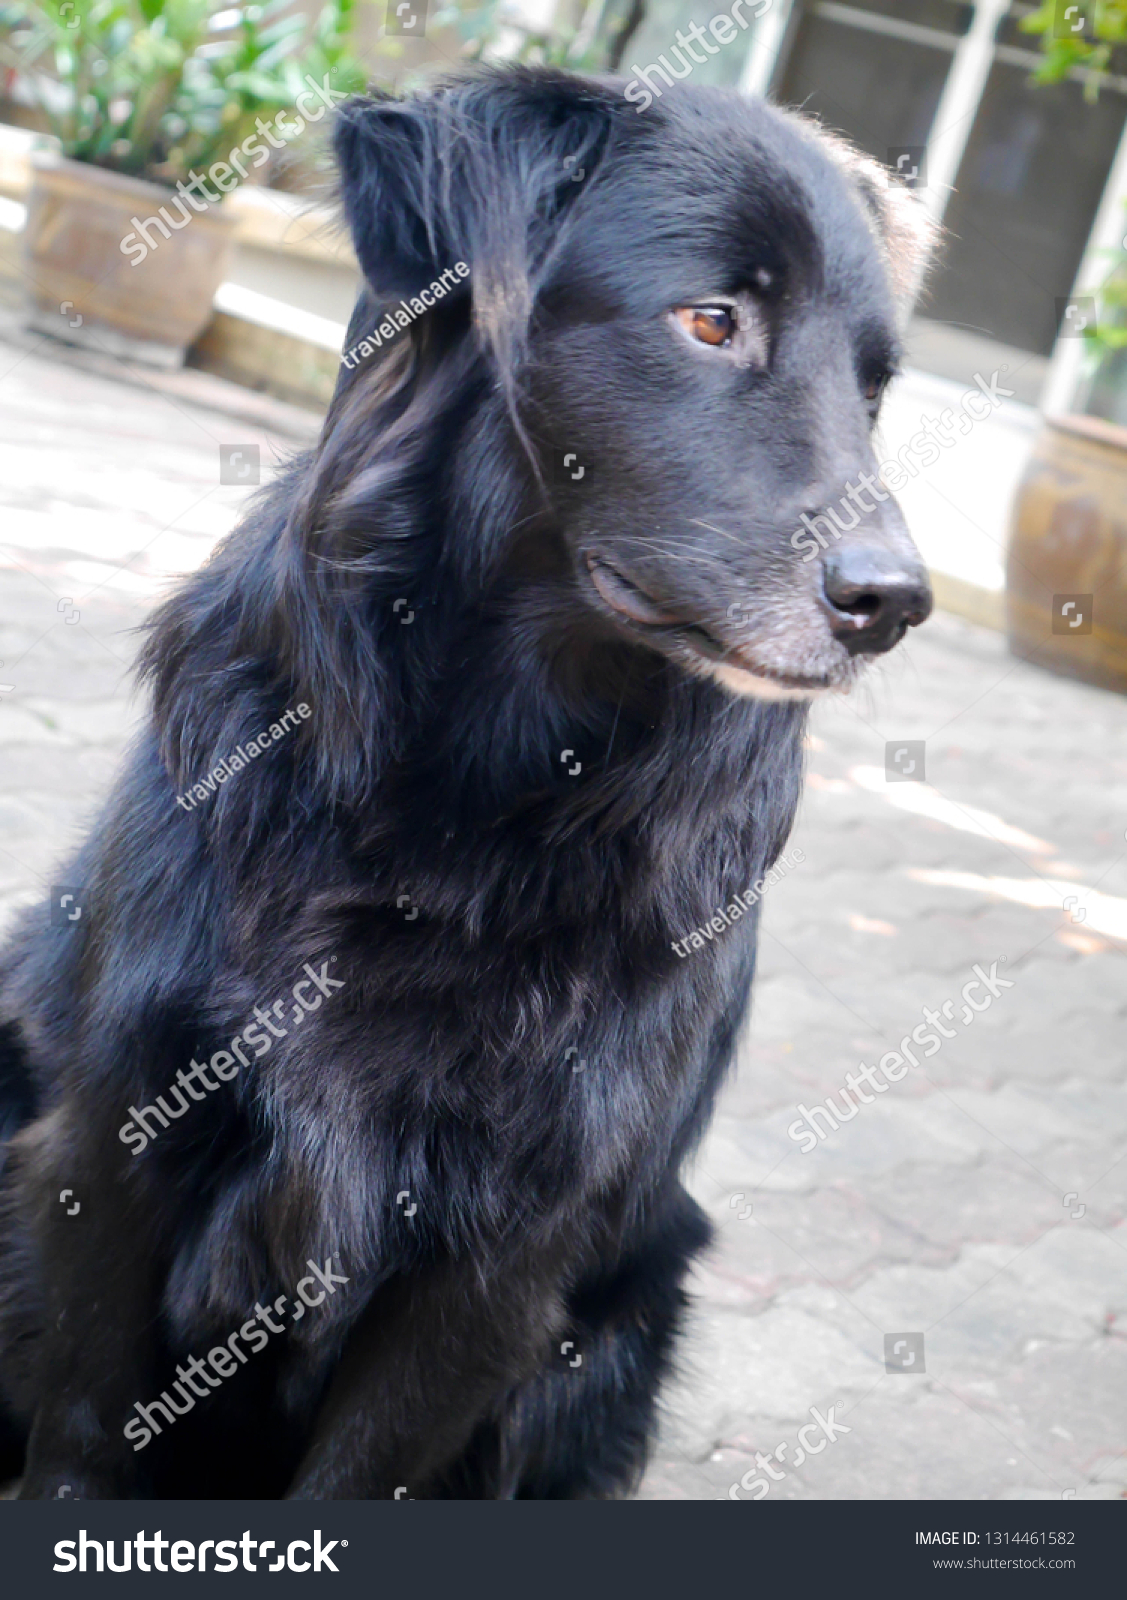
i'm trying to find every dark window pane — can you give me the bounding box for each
[926,62,1127,354]
[996,0,1046,48]
[817,0,972,36]
[775,15,952,159]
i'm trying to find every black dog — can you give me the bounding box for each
[0,66,931,1499]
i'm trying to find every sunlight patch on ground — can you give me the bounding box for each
[907,868,1127,944]
[850,766,1055,856]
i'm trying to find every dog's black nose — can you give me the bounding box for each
[821,547,933,655]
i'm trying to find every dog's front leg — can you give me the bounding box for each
[13,1109,158,1499]
[288,1253,564,1499]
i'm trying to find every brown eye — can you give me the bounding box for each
[863,372,889,404]
[676,305,737,347]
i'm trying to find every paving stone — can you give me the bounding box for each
[653,1298,879,1458]
[839,1236,1125,1373]
[645,1382,1087,1501]
[862,1158,1122,1250]
[0,743,125,795]
[896,1022,1125,1092]
[691,1185,933,1307]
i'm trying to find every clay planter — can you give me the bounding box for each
[1006,412,1127,695]
[23,149,237,367]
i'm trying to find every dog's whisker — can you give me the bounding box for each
[688,517,744,546]
[615,534,729,566]
[614,536,741,582]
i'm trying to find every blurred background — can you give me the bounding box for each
[0,0,1125,1500]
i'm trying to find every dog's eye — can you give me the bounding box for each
[676,305,737,347]
[862,372,890,406]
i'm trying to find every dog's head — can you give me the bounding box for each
[331,68,933,705]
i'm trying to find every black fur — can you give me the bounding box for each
[0,66,929,1498]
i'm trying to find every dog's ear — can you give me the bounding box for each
[794,120,938,322]
[844,155,938,319]
[333,93,454,306]
[333,71,620,360]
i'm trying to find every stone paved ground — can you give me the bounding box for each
[1,332,1125,1501]
[0,324,316,922]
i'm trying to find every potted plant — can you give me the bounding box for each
[0,0,367,364]
[1006,1,1127,692]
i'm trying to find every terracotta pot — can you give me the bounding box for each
[22,149,237,367]
[1006,413,1127,695]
